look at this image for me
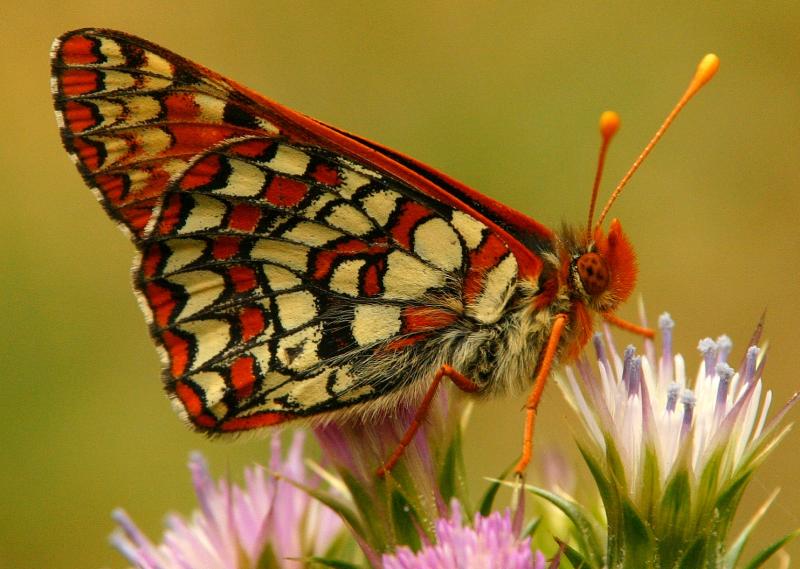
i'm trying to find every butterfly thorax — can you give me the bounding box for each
[462,218,638,397]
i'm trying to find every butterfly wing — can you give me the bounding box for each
[51,29,551,432]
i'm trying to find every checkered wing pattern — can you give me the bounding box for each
[51,29,532,432]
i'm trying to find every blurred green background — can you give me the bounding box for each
[2,2,798,567]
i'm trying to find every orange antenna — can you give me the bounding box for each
[587,111,621,237]
[594,53,720,230]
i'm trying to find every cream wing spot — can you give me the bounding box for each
[126,96,162,124]
[178,318,231,369]
[97,37,125,66]
[97,70,135,92]
[166,270,224,320]
[265,144,310,175]
[89,99,125,128]
[142,50,175,77]
[190,371,227,409]
[263,264,302,291]
[250,239,310,273]
[330,368,374,401]
[340,159,380,178]
[177,194,227,234]
[87,134,124,166]
[329,259,365,297]
[255,117,279,135]
[250,370,330,411]
[300,192,338,218]
[451,211,486,250]
[163,238,205,274]
[466,254,519,323]
[94,128,171,167]
[194,93,226,123]
[352,304,402,346]
[213,158,266,197]
[337,168,371,200]
[282,221,344,247]
[277,325,322,371]
[287,369,334,407]
[137,127,173,157]
[360,189,402,226]
[275,291,318,330]
[102,70,172,93]
[250,342,278,373]
[382,251,444,300]
[325,204,373,236]
[329,367,357,394]
[413,218,463,271]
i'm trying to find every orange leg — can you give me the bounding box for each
[376,364,479,477]
[602,312,655,338]
[513,314,568,477]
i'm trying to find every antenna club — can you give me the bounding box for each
[600,111,621,139]
[692,53,720,89]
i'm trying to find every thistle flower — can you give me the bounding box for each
[111,432,345,569]
[382,500,551,569]
[547,312,799,568]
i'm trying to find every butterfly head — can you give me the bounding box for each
[567,54,720,314]
[568,218,637,313]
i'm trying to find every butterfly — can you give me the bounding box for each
[51,29,717,475]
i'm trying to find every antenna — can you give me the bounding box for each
[594,54,720,230]
[587,111,620,237]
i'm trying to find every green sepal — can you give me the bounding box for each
[390,489,423,552]
[635,443,662,520]
[282,473,370,547]
[559,539,594,569]
[438,427,462,506]
[524,484,604,568]
[723,489,778,567]
[602,433,629,493]
[255,542,281,569]
[619,496,656,567]
[577,443,617,565]
[478,466,511,517]
[675,535,709,569]
[318,529,362,567]
[712,467,756,544]
[714,424,794,540]
[521,516,542,540]
[741,528,800,569]
[306,557,366,569]
[654,467,692,566]
[694,444,725,531]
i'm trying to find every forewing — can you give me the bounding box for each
[51,29,534,432]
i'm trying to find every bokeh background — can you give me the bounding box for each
[2,2,798,567]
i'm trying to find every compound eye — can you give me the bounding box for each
[576,252,609,296]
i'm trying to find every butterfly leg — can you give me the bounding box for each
[513,313,569,477]
[376,364,479,477]
[602,312,655,338]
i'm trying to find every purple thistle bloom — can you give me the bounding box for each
[111,432,343,569]
[382,501,550,569]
